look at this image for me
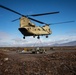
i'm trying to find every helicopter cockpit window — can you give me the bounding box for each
[29,23,35,27]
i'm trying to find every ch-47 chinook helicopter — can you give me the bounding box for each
[0,5,74,39]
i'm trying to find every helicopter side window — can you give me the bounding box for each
[34,29,36,31]
[38,28,40,31]
[27,28,29,30]
[27,28,31,30]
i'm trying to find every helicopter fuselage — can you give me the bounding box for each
[19,25,52,35]
[18,25,52,39]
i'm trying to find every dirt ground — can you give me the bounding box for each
[0,47,76,75]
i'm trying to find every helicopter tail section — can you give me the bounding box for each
[20,16,31,27]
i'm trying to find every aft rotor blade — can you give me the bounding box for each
[0,5,24,16]
[28,11,59,16]
[49,21,75,25]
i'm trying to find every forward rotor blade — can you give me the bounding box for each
[28,11,59,16]
[0,5,48,24]
[0,5,24,16]
[12,16,47,24]
[12,18,20,22]
[49,21,75,25]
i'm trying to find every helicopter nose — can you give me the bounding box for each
[18,28,33,36]
[18,28,28,35]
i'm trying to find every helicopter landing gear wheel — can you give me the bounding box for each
[46,35,48,38]
[37,36,40,39]
[23,36,25,39]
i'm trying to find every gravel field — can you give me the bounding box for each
[0,47,76,75]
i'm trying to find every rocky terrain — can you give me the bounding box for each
[0,47,76,75]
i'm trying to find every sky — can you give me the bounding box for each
[0,0,76,47]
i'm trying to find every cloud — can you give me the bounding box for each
[65,30,76,35]
[0,31,13,46]
[11,37,44,47]
[0,32,10,39]
[50,34,76,44]
[0,32,40,47]
[0,31,76,47]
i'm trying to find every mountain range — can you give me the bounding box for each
[54,41,76,46]
[0,41,76,47]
